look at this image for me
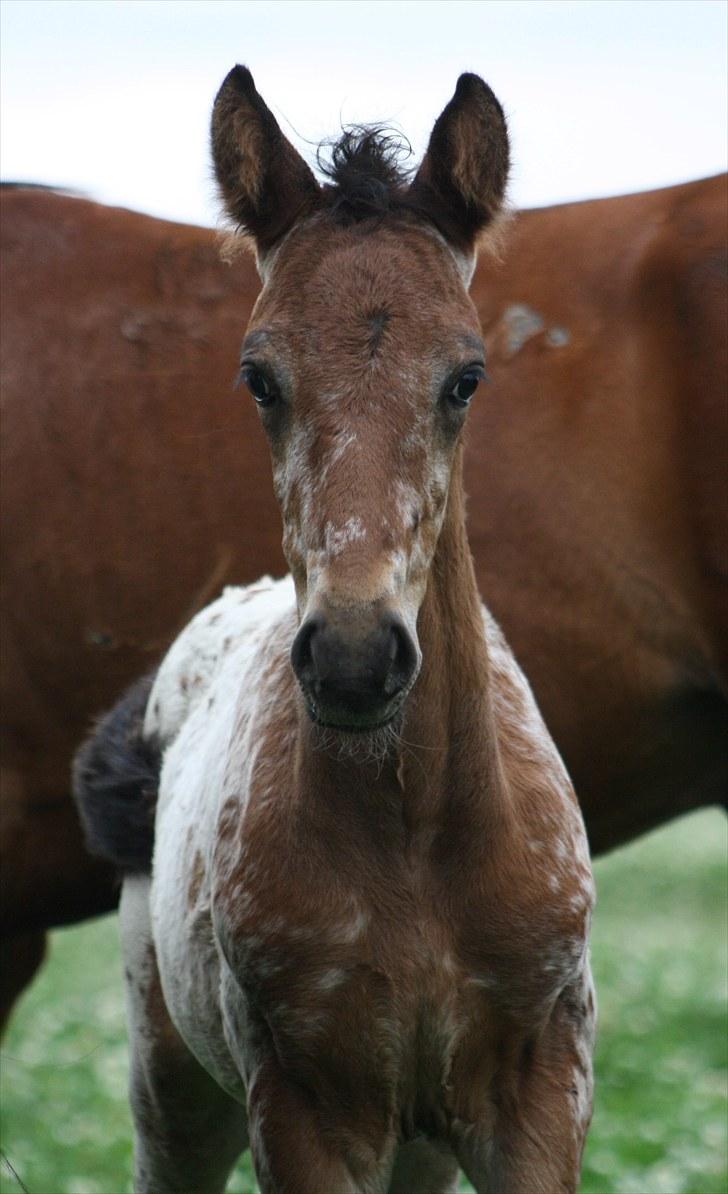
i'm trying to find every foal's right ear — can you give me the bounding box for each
[211,66,320,254]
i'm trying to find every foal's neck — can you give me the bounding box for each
[418,447,491,708]
[396,447,502,834]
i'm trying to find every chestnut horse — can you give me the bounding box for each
[1,153,725,1028]
[78,66,595,1193]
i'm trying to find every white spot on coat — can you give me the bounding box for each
[502,303,544,355]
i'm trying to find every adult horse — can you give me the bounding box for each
[79,65,595,1193]
[1,159,725,1023]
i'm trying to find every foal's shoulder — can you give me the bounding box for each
[481,606,569,776]
[145,575,296,748]
[481,605,583,812]
[481,606,595,958]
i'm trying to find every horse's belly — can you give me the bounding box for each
[151,886,246,1101]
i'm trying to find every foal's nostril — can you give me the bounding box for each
[292,609,418,723]
[290,616,321,686]
[383,617,418,697]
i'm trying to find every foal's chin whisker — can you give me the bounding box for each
[384,725,433,784]
[310,716,446,784]
[391,729,447,754]
[311,720,401,769]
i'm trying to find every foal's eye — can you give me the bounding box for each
[448,366,486,408]
[239,364,277,408]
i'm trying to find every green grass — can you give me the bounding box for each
[1,810,726,1194]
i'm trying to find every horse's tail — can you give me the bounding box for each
[72,673,161,874]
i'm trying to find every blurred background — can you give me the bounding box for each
[1,2,726,1193]
[2,0,727,223]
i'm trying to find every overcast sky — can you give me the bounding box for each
[1,0,726,227]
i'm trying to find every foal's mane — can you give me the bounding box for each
[316,125,416,224]
[315,124,511,255]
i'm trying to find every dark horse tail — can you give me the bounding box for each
[72,674,161,875]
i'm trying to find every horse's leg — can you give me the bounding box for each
[387,1139,459,1193]
[0,931,46,1033]
[456,979,595,1194]
[456,1100,584,1194]
[119,876,247,1194]
[246,1043,396,1194]
[1,744,119,939]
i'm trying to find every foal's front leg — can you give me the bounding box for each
[120,876,248,1194]
[387,1139,460,1193]
[457,978,595,1194]
[246,1038,397,1194]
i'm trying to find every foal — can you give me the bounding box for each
[113,67,595,1193]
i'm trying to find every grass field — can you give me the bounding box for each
[1,809,726,1194]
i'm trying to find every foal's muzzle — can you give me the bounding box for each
[291,605,420,730]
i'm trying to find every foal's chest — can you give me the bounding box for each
[219,863,520,1131]
[211,759,589,1133]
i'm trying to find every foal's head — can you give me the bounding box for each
[212,67,509,733]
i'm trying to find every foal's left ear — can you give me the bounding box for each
[211,65,320,254]
[410,73,509,252]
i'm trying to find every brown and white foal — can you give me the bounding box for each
[116,67,595,1194]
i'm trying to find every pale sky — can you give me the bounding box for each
[1,0,726,227]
